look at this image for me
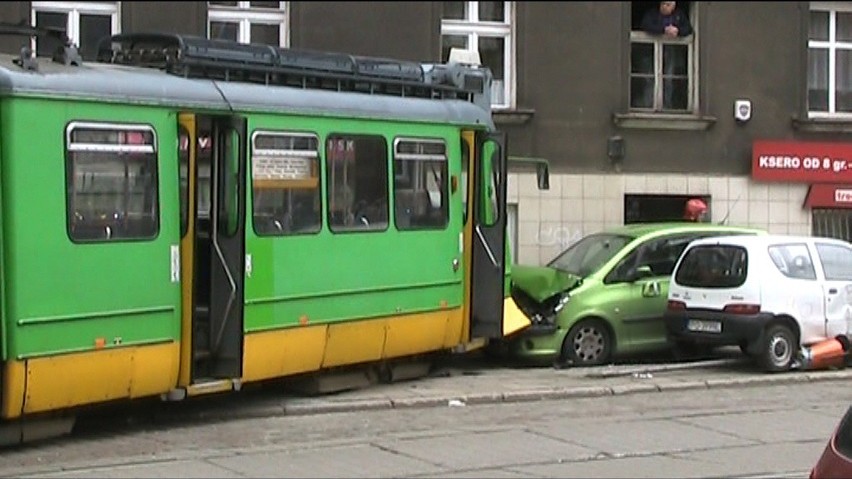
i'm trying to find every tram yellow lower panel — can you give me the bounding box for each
[1,361,26,419]
[384,309,454,359]
[242,309,466,383]
[17,342,179,415]
[443,308,464,347]
[242,325,328,383]
[322,319,388,368]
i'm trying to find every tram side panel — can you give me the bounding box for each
[0,97,10,421]
[241,115,466,383]
[0,98,182,419]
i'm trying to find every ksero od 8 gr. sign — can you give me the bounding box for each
[752,140,852,183]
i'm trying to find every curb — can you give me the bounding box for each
[178,368,852,422]
[584,357,746,378]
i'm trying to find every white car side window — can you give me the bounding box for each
[816,243,852,281]
[768,247,788,273]
[767,243,816,280]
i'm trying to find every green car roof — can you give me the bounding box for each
[605,222,763,240]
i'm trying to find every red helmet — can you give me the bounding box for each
[684,198,708,221]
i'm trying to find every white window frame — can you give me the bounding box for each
[31,1,120,50]
[207,1,289,47]
[441,1,516,110]
[808,2,852,119]
[628,2,699,114]
[629,31,695,112]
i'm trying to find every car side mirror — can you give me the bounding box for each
[630,265,654,282]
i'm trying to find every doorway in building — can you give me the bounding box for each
[624,194,711,224]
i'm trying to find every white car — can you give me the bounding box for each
[665,234,852,372]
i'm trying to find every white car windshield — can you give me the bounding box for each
[674,244,749,288]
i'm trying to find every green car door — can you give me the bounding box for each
[602,234,696,352]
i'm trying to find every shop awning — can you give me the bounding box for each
[803,184,852,209]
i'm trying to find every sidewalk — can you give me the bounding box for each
[146,353,852,424]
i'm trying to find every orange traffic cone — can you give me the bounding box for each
[799,335,850,371]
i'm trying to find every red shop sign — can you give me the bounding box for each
[804,184,852,209]
[752,140,852,183]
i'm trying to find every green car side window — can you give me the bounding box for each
[605,234,697,284]
[606,246,643,283]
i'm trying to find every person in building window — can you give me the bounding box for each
[683,198,708,222]
[640,1,693,109]
[642,1,693,38]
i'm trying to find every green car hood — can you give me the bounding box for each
[511,265,582,302]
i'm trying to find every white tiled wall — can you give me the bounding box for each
[509,172,813,266]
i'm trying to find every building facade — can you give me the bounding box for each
[1,1,849,265]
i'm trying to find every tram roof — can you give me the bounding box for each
[0,53,494,128]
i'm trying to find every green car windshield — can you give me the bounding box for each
[547,233,634,277]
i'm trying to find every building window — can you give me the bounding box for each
[208,1,289,47]
[629,1,695,112]
[441,1,514,109]
[624,194,709,223]
[393,139,449,231]
[326,135,389,232]
[31,1,120,61]
[66,122,159,242]
[808,2,852,117]
[251,131,321,236]
[812,208,852,243]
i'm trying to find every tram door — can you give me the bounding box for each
[178,113,247,383]
[464,130,509,339]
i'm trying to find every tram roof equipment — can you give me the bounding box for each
[94,33,493,111]
[0,21,82,70]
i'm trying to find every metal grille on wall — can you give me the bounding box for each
[812,208,852,243]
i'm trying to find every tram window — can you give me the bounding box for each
[196,135,213,220]
[461,138,470,225]
[326,135,388,233]
[393,138,449,230]
[219,128,240,237]
[251,131,321,236]
[65,123,159,242]
[178,128,190,237]
[481,140,501,227]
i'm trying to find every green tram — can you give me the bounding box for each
[0,30,546,444]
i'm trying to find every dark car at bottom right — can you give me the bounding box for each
[811,405,852,479]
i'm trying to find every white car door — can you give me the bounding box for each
[766,243,825,343]
[814,241,852,338]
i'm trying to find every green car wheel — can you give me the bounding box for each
[562,319,612,366]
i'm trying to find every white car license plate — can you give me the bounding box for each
[687,319,722,333]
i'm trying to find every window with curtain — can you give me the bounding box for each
[629,1,696,113]
[808,2,852,117]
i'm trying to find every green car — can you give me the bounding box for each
[507,222,764,366]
